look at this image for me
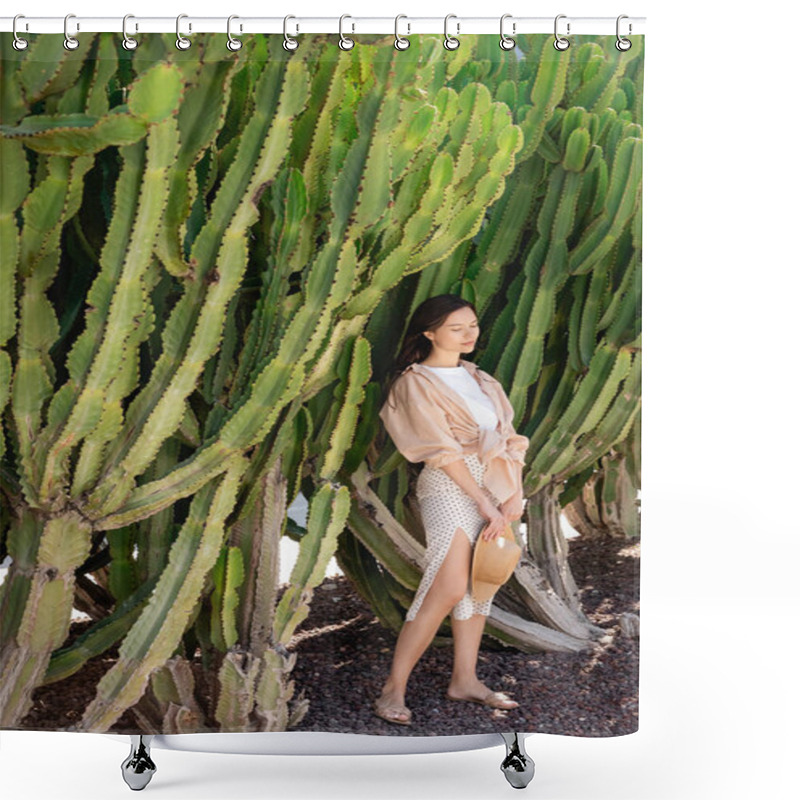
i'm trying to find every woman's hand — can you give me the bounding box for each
[500,490,524,524]
[475,494,507,541]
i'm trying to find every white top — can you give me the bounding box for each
[420,365,499,430]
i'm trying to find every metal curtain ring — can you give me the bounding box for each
[227,15,242,51]
[64,13,79,51]
[176,13,191,50]
[122,15,138,51]
[499,13,515,50]
[12,14,28,50]
[339,14,354,50]
[616,14,632,51]
[394,14,410,51]
[444,14,459,50]
[553,14,570,51]
[283,15,298,51]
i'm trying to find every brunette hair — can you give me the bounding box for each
[382,294,478,409]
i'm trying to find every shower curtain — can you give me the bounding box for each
[0,29,642,738]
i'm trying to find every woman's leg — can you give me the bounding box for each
[377,527,473,719]
[447,611,519,708]
[448,612,491,695]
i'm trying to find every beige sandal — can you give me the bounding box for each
[445,690,519,710]
[373,695,412,726]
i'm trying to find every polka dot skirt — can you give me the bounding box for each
[407,453,501,622]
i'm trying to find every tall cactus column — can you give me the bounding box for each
[0,511,92,725]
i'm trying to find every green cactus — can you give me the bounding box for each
[339,33,643,653]
[1,30,641,730]
[0,31,529,731]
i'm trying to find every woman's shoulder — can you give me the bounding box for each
[460,360,500,386]
[382,367,428,407]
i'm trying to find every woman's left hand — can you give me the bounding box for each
[500,491,524,523]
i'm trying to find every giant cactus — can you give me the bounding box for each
[339,34,643,653]
[0,31,525,730]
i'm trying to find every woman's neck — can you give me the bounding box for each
[420,356,461,368]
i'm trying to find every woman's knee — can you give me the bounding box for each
[432,528,471,604]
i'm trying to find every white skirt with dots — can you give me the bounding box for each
[407,452,502,622]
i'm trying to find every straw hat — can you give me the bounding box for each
[470,523,522,604]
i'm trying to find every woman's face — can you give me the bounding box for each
[424,307,479,355]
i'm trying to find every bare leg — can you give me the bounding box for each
[447,611,519,708]
[450,611,489,687]
[376,528,473,722]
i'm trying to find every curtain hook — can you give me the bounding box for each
[227,15,242,51]
[444,13,460,50]
[499,14,515,51]
[395,14,410,51]
[283,15,299,51]
[616,14,632,51]
[339,14,354,50]
[553,14,570,51]
[64,13,79,51]
[12,14,28,50]
[122,15,138,51]
[176,13,191,50]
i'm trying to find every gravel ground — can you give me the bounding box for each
[17,535,639,738]
[289,535,639,737]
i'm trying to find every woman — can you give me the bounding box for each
[374,294,530,726]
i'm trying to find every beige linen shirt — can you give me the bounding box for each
[378,358,529,503]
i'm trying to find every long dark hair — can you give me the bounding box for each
[381,294,478,410]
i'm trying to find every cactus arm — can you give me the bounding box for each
[107,56,307,464]
[570,38,638,115]
[578,259,610,366]
[0,507,41,653]
[85,59,310,516]
[42,573,160,685]
[568,136,642,275]
[346,462,426,584]
[237,461,288,657]
[209,546,244,651]
[516,44,570,163]
[597,250,636,331]
[230,168,308,399]
[92,228,360,530]
[562,350,641,483]
[214,649,263,731]
[470,157,545,311]
[13,32,97,105]
[32,63,184,502]
[320,337,371,480]
[343,118,522,318]
[0,136,28,465]
[70,258,160,497]
[0,512,93,726]
[76,453,247,732]
[156,57,242,277]
[36,121,179,501]
[272,482,350,645]
[135,436,182,583]
[106,526,137,604]
[145,657,210,733]
[11,152,98,503]
[606,256,641,347]
[0,112,148,155]
[547,348,632,475]
[9,40,117,500]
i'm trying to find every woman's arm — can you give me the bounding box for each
[439,460,507,540]
[438,459,487,503]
